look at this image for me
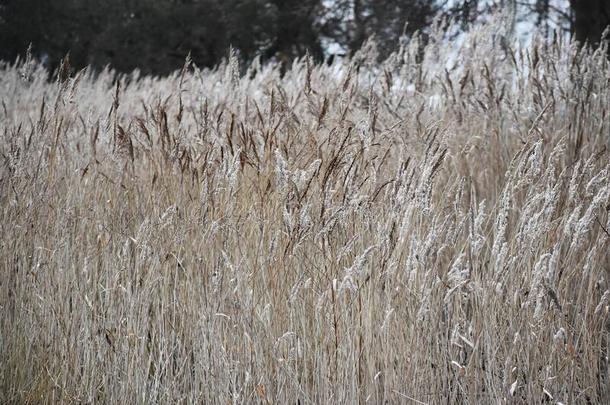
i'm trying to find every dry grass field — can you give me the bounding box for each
[1,20,610,404]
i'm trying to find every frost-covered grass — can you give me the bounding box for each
[1,19,610,404]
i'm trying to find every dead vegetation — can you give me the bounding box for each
[1,19,610,404]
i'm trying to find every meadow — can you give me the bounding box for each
[1,19,610,403]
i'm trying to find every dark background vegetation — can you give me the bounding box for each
[0,0,609,76]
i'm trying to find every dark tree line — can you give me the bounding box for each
[0,0,338,74]
[0,0,609,76]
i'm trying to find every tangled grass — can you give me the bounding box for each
[1,20,610,404]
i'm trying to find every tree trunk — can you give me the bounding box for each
[570,0,610,46]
